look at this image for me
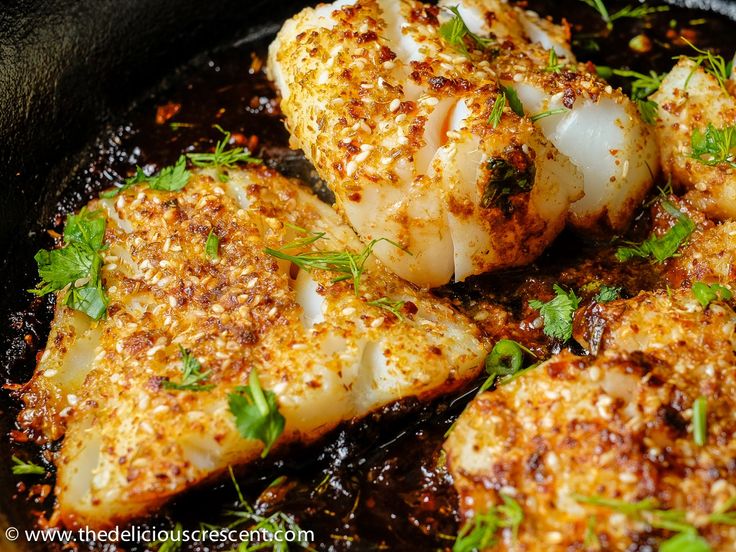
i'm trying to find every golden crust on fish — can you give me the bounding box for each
[652,58,736,220]
[268,0,583,285]
[19,167,486,528]
[445,290,736,550]
[665,220,736,287]
[268,0,656,285]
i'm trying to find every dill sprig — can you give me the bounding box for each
[225,468,312,551]
[162,346,215,392]
[680,38,733,92]
[439,6,494,55]
[367,297,406,320]
[581,0,669,30]
[187,125,262,182]
[690,123,736,168]
[265,236,404,296]
[530,107,570,122]
[453,494,523,551]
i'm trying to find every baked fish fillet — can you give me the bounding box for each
[652,58,736,220]
[444,289,736,550]
[268,0,656,285]
[19,167,486,528]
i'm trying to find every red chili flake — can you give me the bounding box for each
[378,46,397,63]
[155,102,181,125]
[562,87,576,109]
[357,31,378,43]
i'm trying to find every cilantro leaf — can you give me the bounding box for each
[30,208,109,320]
[101,156,191,198]
[205,230,220,260]
[229,369,285,458]
[692,281,732,308]
[186,125,262,182]
[99,166,148,198]
[439,6,494,56]
[529,284,580,341]
[616,201,695,263]
[163,346,215,392]
[147,155,191,191]
[11,455,45,476]
[65,284,109,321]
[595,284,621,303]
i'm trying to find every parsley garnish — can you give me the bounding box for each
[581,0,669,30]
[186,125,262,182]
[162,346,215,392]
[229,369,285,458]
[481,155,535,210]
[488,93,506,128]
[11,455,45,476]
[595,284,621,303]
[205,230,220,260]
[530,107,570,122]
[265,236,404,296]
[439,6,494,55]
[479,339,536,393]
[616,201,695,263]
[529,284,580,342]
[367,297,406,320]
[692,281,732,308]
[681,38,733,92]
[31,208,109,320]
[544,49,564,73]
[101,155,191,198]
[693,396,708,446]
[453,494,523,551]
[137,156,189,191]
[690,123,736,168]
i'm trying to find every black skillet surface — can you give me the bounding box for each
[2,1,736,551]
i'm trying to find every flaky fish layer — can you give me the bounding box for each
[20,168,486,528]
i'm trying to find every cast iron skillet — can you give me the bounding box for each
[2,0,736,550]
